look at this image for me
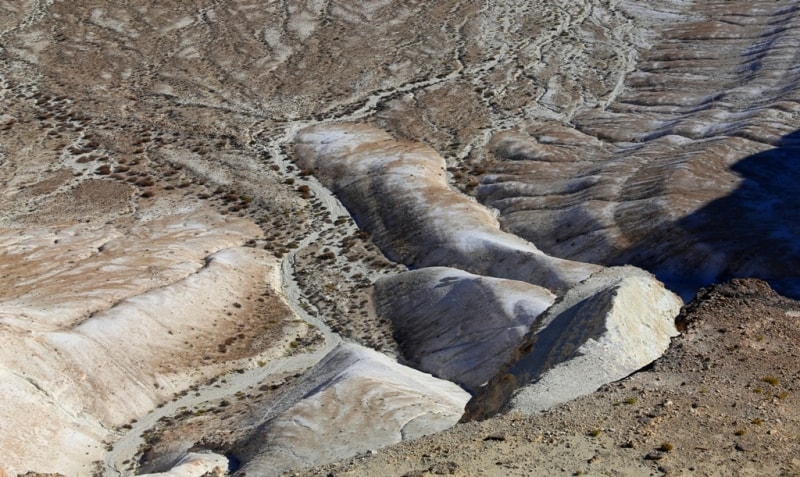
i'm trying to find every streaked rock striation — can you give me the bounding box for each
[463,266,682,420]
[137,452,228,477]
[478,0,800,299]
[0,206,307,476]
[294,123,601,294]
[374,267,555,391]
[294,123,682,416]
[234,343,470,476]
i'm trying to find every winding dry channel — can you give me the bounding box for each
[102,128,345,475]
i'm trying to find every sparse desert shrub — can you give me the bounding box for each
[318,251,336,260]
[297,184,311,199]
[761,376,780,386]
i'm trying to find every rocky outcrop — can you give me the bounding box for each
[234,343,469,476]
[374,267,555,391]
[0,206,306,476]
[463,267,682,420]
[294,123,601,294]
[295,123,682,419]
[137,453,227,477]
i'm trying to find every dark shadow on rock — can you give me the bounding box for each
[619,130,800,300]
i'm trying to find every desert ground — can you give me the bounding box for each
[0,0,798,476]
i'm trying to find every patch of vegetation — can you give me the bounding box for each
[761,376,780,386]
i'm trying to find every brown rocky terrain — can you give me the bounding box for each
[302,279,800,477]
[0,0,798,476]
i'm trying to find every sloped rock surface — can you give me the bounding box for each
[374,267,555,391]
[137,452,227,477]
[234,343,469,476]
[478,0,800,299]
[464,267,682,419]
[294,123,601,294]
[295,124,682,421]
[0,206,304,476]
[2,0,796,474]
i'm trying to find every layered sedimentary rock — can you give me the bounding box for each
[374,267,555,391]
[295,123,681,415]
[234,343,470,476]
[138,453,227,477]
[478,0,800,299]
[2,0,796,474]
[463,266,682,420]
[0,206,305,476]
[294,123,601,294]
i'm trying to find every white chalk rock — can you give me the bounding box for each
[138,452,228,477]
[238,343,469,476]
[374,267,555,391]
[464,267,682,419]
[294,123,600,294]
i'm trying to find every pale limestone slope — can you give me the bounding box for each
[294,123,601,294]
[294,123,682,418]
[0,207,304,477]
[236,343,470,477]
[374,267,555,391]
[464,266,683,419]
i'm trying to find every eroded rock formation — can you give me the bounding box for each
[294,123,601,293]
[477,1,800,299]
[233,343,469,476]
[374,267,555,391]
[0,205,307,475]
[1,0,798,474]
[463,266,682,419]
[294,123,682,416]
